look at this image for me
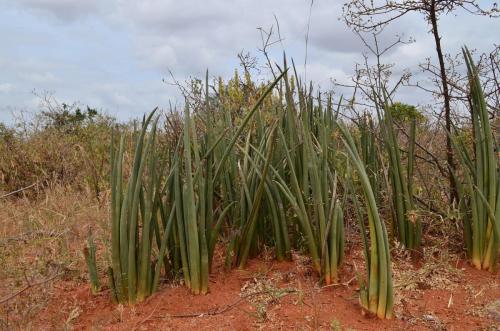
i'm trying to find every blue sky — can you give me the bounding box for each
[0,0,498,123]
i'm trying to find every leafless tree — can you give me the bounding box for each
[342,0,498,203]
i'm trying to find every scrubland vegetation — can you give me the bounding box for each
[0,47,498,329]
[1,1,499,328]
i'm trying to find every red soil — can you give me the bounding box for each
[30,249,499,330]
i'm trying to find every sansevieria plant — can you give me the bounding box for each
[108,110,163,304]
[170,70,288,294]
[452,47,499,272]
[338,122,393,319]
[375,94,420,250]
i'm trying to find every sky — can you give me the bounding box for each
[0,0,498,123]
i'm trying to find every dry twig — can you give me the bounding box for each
[0,271,63,304]
[169,288,297,318]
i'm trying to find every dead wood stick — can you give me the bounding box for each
[0,182,38,199]
[0,271,62,304]
[169,288,297,318]
[320,276,356,289]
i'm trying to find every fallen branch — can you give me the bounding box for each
[413,194,446,217]
[0,271,63,304]
[132,303,160,331]
[0,182,38,199]
[320,276,356,289]
[0,229,64,246]
[169,288,297,318]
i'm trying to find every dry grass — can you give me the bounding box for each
[0,186,109,329]
[0,188,498,330]
[393,247,463,292]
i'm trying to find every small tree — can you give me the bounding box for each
[342,0,498,203]
[389,102,424,123]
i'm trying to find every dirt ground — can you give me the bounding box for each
[10,249,500,330]
[1,189,499,330]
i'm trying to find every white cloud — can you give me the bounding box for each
[9,0,108,21]
[0,0,498,123]
[21,72,59,84]
[0,83,14,93]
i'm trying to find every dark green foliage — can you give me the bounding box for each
[388,102,424,123]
